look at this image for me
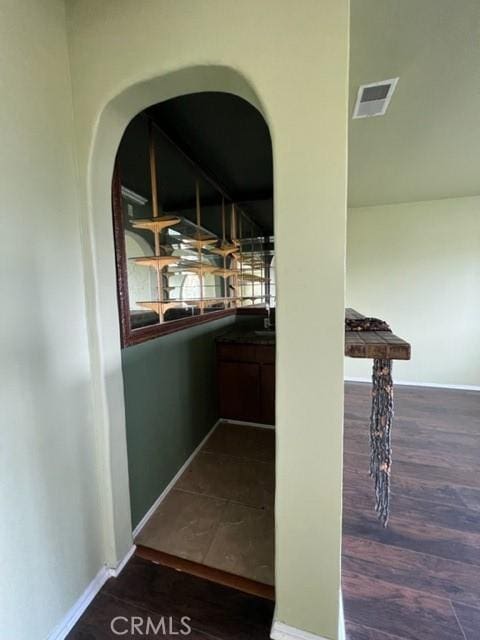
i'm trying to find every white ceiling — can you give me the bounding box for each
[348,0,480,208]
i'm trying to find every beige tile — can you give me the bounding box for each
[176,451,275,509]
[204,502,275,585]
[204,422,275,462]
[135,489,227,563]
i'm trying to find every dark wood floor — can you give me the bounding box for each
[343,382,480,640]
[66,556,274,639]
[68,383,480,640]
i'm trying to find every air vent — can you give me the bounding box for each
[352,78,399,119]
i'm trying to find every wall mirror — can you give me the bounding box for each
[112,97,275,346]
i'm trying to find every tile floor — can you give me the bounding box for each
[135,421,275,585]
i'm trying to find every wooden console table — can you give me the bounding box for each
[345,308,411,360]
[345,308,411,526]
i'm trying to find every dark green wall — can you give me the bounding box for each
[121,314,260,528]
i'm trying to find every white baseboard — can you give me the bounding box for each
[271,621,331,640]
[271,591,344,640]
[338,590,345,640]
[47,566,110,640]
[47,543,135,640]
[109,544,136,578]
[345,377,480,392]
[48,545,136,640]
[222,418,276,430]
[132,419,222,539]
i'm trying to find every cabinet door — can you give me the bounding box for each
[218,361,261,422]
[260,363,275,425]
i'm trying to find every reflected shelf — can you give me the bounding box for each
[131,256,180,268]
[167,262,220,275]
[238,274,266,282]
[118,122,275,339]
[131,216,181,233]
[137,297,240,313]
[212,268,239,278]
[182,238,218,249]
[209,243,238,257]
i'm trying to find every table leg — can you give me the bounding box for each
[370,358,394,526]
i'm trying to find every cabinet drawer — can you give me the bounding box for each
[217,343,275,364]
[217,343,258,363]
[255,345,275,364]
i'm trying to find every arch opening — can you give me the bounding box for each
[86,67,276,596]
[112,89,275,592]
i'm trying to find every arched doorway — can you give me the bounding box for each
[111,91,275,595]
[84,67,270,571]
[80,43,348,635]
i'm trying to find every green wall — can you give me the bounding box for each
[122,314,260,528]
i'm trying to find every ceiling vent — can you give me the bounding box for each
[352,78,399,119]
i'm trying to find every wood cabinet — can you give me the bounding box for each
[216,341,275,425]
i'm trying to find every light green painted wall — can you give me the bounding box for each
[346,196,480,387]
[123,315,259,528]
[0,1,104,639]
[66,1,349,637]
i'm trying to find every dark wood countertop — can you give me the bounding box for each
[216,309,410,360]
[216,330,275,346]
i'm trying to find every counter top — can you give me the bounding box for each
[217,309,410,360]
[216,330,276,346]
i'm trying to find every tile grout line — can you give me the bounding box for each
[343,458,480,491]
[342,533,480,575]
[343,568,474,609]
[343,503,480,540]
[343,486,480,514]
[201,498,233,565]
[174,486,273,512]
[139,424,275,581]
[342,552,480,612]
[200,496,275,586]
[344,446,480,473]
[346,621,411,640]
[344,463,480,491]
[451,600,480,612]
[449,600,468,640]
[342,518,480,571]
[200,448,275,465]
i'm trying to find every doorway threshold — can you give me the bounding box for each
[136,545,275,601]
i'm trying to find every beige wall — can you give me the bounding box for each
[346,196,480,387]
[66,1,350,638]
[0,1,105,638]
